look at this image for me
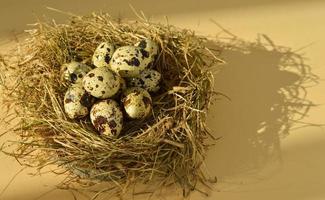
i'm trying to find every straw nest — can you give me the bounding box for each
[0,11,222,197]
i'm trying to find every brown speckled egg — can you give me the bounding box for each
[90,99,123,136]
[82,67,120,99]
[127,69,161,92]
[121,87,152,119]
[92,42,115,68]
[64,84,95,119]
[109,46,147,77]
[62,61,92,84]
[135,38,159,66]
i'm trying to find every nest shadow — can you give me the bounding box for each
[205,37,317,177]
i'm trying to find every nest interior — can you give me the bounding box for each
[0,12,221,196]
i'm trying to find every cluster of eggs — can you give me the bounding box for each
[62,38,161,137]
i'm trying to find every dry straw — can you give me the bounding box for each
[0,10,222,198]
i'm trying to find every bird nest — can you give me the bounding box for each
[0,12,221,198]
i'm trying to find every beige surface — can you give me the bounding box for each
[1,0,325,200]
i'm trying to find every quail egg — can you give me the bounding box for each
[83,67,120,99]
[127,69,161,92]
[121,87,152,119]
[62,61,92,84]
[135,38,159,65]
[92,42,115,68]
[64,84,95,119]
[90,99,123,136]
[109,46,147,77]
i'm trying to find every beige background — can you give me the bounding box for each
[1,0,325,200]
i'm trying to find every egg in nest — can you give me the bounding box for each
[121,87,152,119]
[62,61,92,84]
[127,69,161,92]
[92,42,115,68]
[64,84,95,119]
[90,99,123,136]
[135,38,159,66]
[83,67,121,99]
[110,46,147,77]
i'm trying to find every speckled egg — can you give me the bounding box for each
[62,61,92,84]
[64,84,95,119]
[82,67,120,99]
[127,69,161,92]
[135,38,159,65]
[109,46,147,77]
[90,99,123,136]
[121,87,152,119]
[92,42,115,68]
